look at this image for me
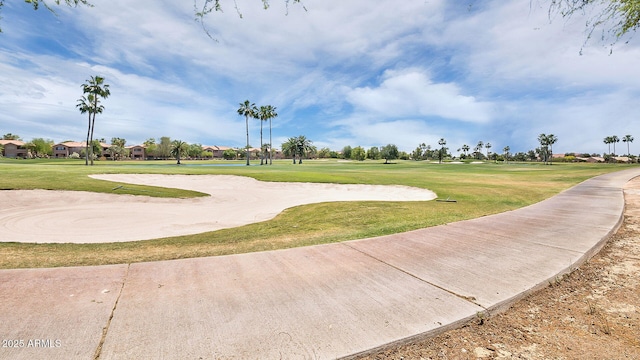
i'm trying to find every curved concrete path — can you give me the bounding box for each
[1,168,638,360]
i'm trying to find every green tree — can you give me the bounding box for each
[317,147,331,158]
[108,137,126,160]
[623,134,634,155]
[485,142,492,160]
[223,148,237,160]
[367,146,381,160]
[26,138,54,158]
[238,100,258,166]
[144,138,158,159]
[503,145,510,163]
[380,144,399,164]
[538,133,558,165]
[78,76,110,166]
[2,133,21,140]
[550,0,640,48]
[294,135,313,164]
[282,136,313,164]
[202,150,213,159]
[282,137,297,163]
[341,145,352,160]
[171,140,189,164]
[157,136,172,159]
[188,143,203,159]
[351,146,366,161]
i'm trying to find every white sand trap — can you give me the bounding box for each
[0,174,436,244]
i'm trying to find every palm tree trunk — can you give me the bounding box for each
[259,120,264,165]
[85,113,91,166]
[269,118,273,165]
[89,112,96,165]
[245,115,250,166]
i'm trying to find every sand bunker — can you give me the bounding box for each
[0,174,436,244]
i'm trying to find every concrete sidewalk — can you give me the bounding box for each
[1,168,638,359]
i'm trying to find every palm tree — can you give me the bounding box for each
[611,135,620,155]
[282,137,298,164]
[257,106,268,165]
[295,135,313,164]
[604,136,612,155]
[475,141,484,160]
[461,144,470,158]
[546,134,558,165]
[538,133,549,164]
[623,134,634,155]
[237,100,258,166]
[79,76,110,166]
[265,105,278,165]
[437,138,446,164]
[257,105,278,165]
[171,140,189,165]
[485,142,492,161]
[503,146,510,163]
[76,94,97,165]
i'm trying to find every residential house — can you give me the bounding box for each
[202,145,233,159]
[52,141,110,158]
[0,140,27,158]
[126,145,146,160]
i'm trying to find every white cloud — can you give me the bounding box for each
[347,69,494,123]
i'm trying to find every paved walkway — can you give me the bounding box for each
[1,168,639,360]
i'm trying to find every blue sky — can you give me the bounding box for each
[0,0,639,155]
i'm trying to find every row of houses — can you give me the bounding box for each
[0,140,273,160]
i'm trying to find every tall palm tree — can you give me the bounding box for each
[77,94,98,165]
[257,105,268,165]
[611,135,620,155]
[80,76,110,166]
[546,134,558,165]
[475,141,484,160]
[257,105,278,165]
[623,134,634,155]
[265,105,278,165]
[604,136,612,155]
[503,146,510,163]
[237,100,258,166]
[538,133,549,164]
[485,142,492,161]
[171,140,189,165]
[437,138,446,164]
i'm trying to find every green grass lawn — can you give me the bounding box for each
[0,158,633,268]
